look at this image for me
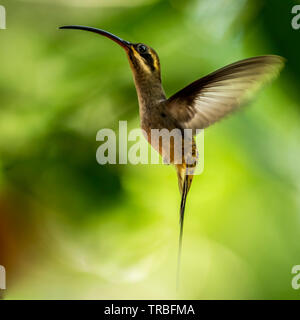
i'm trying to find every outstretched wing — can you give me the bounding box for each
[166,55,285,131]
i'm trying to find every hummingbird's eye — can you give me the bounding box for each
[137,44,147,54]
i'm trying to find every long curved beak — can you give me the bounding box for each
[59,25,131,51]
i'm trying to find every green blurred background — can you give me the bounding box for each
[0,0,300,299]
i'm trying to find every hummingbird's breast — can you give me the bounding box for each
[140,101,197,169]
[140,100,175,133]
[132,72,198,169]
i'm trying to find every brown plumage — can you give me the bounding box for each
[60,25,285,287]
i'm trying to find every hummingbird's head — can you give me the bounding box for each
[59,26,161,81]
[126,43,161,81]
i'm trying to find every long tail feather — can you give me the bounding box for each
[176,175,189,290]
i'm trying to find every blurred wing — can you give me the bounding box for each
[166,55,285,130]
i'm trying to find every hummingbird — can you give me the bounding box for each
[59,25,284,286]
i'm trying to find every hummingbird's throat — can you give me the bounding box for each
[132,74,166,108]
